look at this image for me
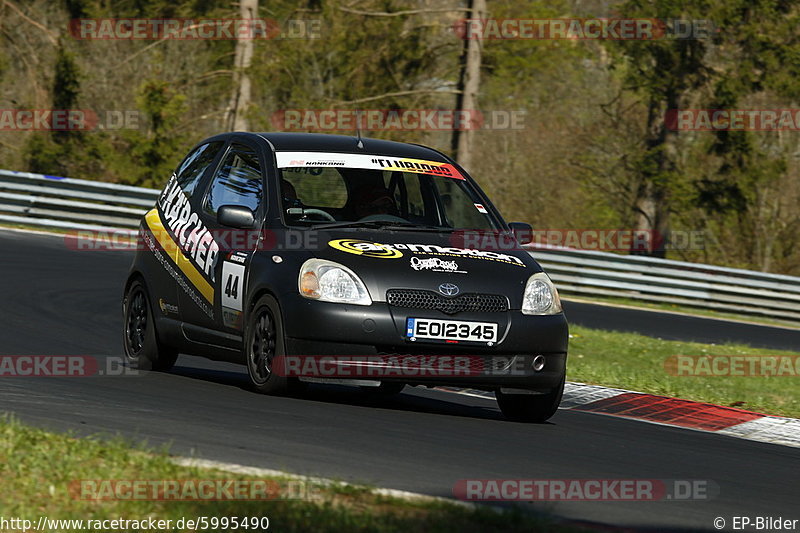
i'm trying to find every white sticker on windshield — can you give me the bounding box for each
[275,151,463,179]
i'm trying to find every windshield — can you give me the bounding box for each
[277,161,499,230]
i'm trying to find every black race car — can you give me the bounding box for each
[123,132,568,422]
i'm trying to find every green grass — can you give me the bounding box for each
[568,325,800,418]
[0,416,585,533]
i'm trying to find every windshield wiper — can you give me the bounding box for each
[311,220,449,232]
[381,224,450,232]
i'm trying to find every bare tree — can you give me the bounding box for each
[225,0,258,131]
[451,0,485,171]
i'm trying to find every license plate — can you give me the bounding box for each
[406,318,498,343]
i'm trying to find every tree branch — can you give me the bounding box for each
[334,88,460,105]
[1,0,58,46]
[338,6,469,17]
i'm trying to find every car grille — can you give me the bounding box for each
[386,289,508,314]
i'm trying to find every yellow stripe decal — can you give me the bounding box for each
[145,209,214,303]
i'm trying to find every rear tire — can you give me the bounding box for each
[245,295,302,395]
[122,280,178,371]
[496,377,564,423]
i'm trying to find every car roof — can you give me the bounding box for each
[203,132,453,163]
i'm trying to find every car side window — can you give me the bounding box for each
[175,141,223,198]
[204,144,263,216]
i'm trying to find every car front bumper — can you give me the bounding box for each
[279,295,568,392]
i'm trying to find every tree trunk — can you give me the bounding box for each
[451,0,486,171]
[632,90,678,258]
[633,180,669,256]
[225,0,258,131]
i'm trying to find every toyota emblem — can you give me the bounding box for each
[438,283,460,296]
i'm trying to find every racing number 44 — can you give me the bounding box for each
[225,274,239,299]
[221,261,245,311]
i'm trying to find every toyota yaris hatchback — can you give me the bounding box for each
[123,132,568,422]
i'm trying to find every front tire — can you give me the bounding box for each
[496,377,564,423]
[245,295,299,395]
[122,280,178,371]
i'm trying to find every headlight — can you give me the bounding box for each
[298,259,372,305]
[521,272,562,315]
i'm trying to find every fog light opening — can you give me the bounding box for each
[532,355,546,372]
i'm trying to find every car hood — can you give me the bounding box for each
[289,228,542,308]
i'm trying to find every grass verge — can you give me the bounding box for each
[568,325,800,418]
[0,416,584,533]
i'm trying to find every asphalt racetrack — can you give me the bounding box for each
[1,229,798,531]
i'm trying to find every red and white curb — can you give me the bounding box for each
[436,382,800,449]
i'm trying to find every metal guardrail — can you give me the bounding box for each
[0,169,158,231]
[528,245,800,322]
[2,168,799,323]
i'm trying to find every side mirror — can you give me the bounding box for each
[218,205,256,229]
[508,222,533,245]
